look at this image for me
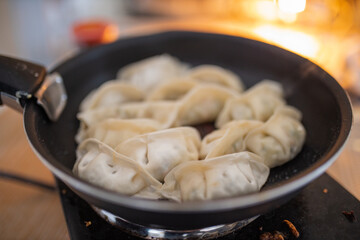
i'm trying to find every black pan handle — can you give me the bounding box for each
[0,55,46,110]
[0,55,67,121]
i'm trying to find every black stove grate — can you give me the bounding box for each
[56,173,360,240]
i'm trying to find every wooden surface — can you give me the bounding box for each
[0,100,359,240]
[0,108,69,240]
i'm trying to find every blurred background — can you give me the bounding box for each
[0,0,359,239]
[1,0,360,92]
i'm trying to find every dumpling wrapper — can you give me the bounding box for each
[73,139,162,199]
[161,151,269,202]
[115,127,201,181]
[146,63,245,101]
[117,54,189,92]
[78,85,239,129]
[79,81,144,112]
[216,80,285,128]
[76,118,162,147]
[146,78,198,101]
[245,106,306,168]
[200,120,263,159]
[173,84,239,126]
[77,101,179,129]
[187,65,244,92]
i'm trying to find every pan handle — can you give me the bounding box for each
[0,55,67,121]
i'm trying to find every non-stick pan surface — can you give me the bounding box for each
[24,31,352,229]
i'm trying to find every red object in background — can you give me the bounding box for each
[72,20,119,47]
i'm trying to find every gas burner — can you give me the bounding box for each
[92,206,257,239]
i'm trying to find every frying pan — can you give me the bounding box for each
[0,31,352,230]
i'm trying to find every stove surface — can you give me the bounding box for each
[56,174,360,239]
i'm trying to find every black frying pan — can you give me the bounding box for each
[0,31,352,229]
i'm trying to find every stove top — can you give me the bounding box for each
[56,173,360,239]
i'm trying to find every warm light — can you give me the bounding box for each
[253,25,319,58]
[277,0,306,14]
[278,11,298,23]
[255,1,278,21]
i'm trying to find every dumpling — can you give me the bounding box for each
[78,85,238,129]
[76,118,162,147]
[200,120,262,159]
[161,152,269,202]
[115,127,201,181]
[77,101,179,129]
[173,85,239,126]
[146,65,245,101]
[79,81,144,112]
[245,106,306,168]
[73,139,162,199]
[146,79,198,101]
[187,65,244,92]
[216,80,285,128]
[117,54,189,92]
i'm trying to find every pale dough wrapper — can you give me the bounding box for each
[187,65,244,92]
[146,64,245,101]
[73,139,162,199]
[245,106,306,168]
[200,120,263,159]
[117,54,189,92]
[77,101,179,129]
[146,78,198,101]
[161,151,269,202]
[78,85,239,129]
[79,81,144,112]
[216,80,285,128]
[173,84,239,126]
[115,127,201,181]
[76,118,162,147]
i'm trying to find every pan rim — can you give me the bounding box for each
[24,30,353,213]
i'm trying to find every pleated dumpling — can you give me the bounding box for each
[200,120,262,159]
[115,127,201,181]
[216,80,285,128]
[245,106,306,168]
[187,65,244,92]
[73,139,162,199]
[77,101,179,129]
[117,54,189,92]
[146,79,198,101]
[79,81,144,112]
[76,119,162,147]
[146,64,245,101]
[161,152,269,202]
[174,85,239,126]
